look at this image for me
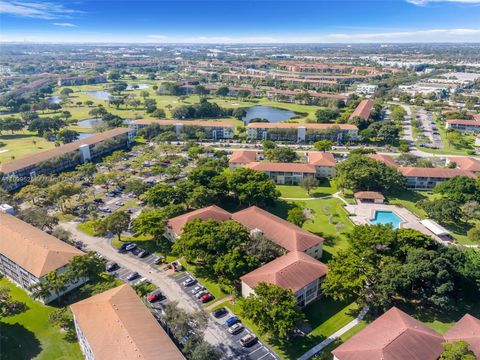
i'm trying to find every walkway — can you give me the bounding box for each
[297,306,369,360]
[205,295,234,311]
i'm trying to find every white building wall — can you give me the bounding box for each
[241,281,255,299]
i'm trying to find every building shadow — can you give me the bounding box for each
[0,322,42,360]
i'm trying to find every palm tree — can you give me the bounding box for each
[28,281,52,302]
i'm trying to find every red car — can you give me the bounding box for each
[146,290,163,303]
[199,293,214,303]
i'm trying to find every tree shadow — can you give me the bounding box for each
[0,322,42,360]
[266,200,296,220]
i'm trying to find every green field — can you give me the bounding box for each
[0,277,83,360]
[277,181,338,199]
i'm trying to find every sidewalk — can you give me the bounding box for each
[297,306,369,360]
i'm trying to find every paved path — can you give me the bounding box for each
[280,194,333,201]
[205,296,234,311]
[297,306,369,360]
[61,221,239,355]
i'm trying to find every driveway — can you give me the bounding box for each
[61,221,240,357]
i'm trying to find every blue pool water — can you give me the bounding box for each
[370,211,402,229]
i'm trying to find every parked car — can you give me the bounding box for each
[225,316,239,327]
[93,198,104,203]
[153,256,164,265]
[228,323,244,335]
[195,290,208,299]
[240,334,258,347]
[120,242,132,251]
[125,243,137,251]
[182,277,196,287]
[191,285,205,295]
[212,307,227,319]
[146,289,163,303]
[115,201,124,206]
[200,293,214,303]
[127,272,139,281]
[105,262,118,272]
[137,250,149,258]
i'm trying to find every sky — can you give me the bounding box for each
[1,0,480,43]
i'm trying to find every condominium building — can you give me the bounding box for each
[356,84,378,95]
[0,213,85,303]
[399,167,477,190]
[349,99,375,121]
[246,162,316,185]
[446,119,480,134]
[70,284,184,360]
[247,122,358,143]
[0,128,134,191]
[228,150,260,170]
[131,119,235,140]
[447,156,480,174]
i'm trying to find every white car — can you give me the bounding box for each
[228,323,244,335]
[191,285,205,295]
[182,277,196,287]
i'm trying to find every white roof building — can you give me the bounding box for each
[420,219,450,237]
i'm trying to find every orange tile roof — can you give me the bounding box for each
[246,162,316,174]
[444,314,480,358]
[0,128,131,174]
[399,167,477,179]
[247,122,357,130]
[229,150,258,164]
[366,154,399,168]
[332,307,444,360]
[232,206,324,252]
[448,157,480,173]
[0,213,83,277]
[307,152,336,167]
[240,251,327,293]
[132,119,235,128]
[447,119,480,126]
[354,191,385,200]
[349,99,374,121]
[70,284,184,360]
[167,205,232,235]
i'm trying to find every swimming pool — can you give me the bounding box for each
[370,210,402,229]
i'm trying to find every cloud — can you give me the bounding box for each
[0,1,82,19]
[52,22,77,27]
[407,0,480,5]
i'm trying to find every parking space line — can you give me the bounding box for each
[256,352,271,360]
[248,346,264,356]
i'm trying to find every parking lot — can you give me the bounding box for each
[173,272,279,360]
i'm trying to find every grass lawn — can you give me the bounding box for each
[0,277,83,360]
[0,131,56,165]
[179,260,229,302]
[387,189,478,245]
[277,181,338,199]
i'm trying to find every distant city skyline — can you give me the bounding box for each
[1,0,480,43]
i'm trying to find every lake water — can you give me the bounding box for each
[127,83,149,90]
[77,118,102,128]
[78,133,94,140]
[86,90,111,100]
[48,96,61,104]
[242,106,296,124]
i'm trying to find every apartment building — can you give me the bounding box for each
[131,119,235,140]
[306,151,337,178]
[0,213,85,303]
[0,128,133,191]
[240,251,328,307]
[356,84,378,95]
[266,89,347,103]
[333,307,480,360]
[246,162,316,185]
[399,167,477,190]
[247,122,358,143]
[447,156,480,174]
[446,119,480,134]
[228,150,260,170]
[70,284,184,360]
[349,99,375,121]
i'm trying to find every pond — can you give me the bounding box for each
[86,90,111,100]
[127,83,149,90]
[78,133,95,140]
[242,106,296,124]
[48,96,61,104]
[77,118,102,128]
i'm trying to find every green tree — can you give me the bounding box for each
[314,140,333,152]
[18,207,58,230]
[315,108,339,123]
[299,176,319,196]
[419,199,462,224]
[287,206,307,227]
[434,176,480,202]
[265,147,298,162]
[103,211,131,241]
[216,86,230,97]
[240,283,305,340]
[228,168,280,207]
[0,287,26,318]
[60,88,73,97]
[440,340,476,360]
[467,224,480,243]
[57,129,79,143]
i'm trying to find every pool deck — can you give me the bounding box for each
[345,203,445,243]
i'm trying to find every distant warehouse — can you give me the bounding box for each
[0,128,134,191]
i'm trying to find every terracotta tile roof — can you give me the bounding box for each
[267,89,347,100]
[246,162,317,174]
[229,150,258,164]
[444,314,480,358]
[232,206,324,252]
[0,213,83,277]
[354,191,385,200]
[0,127,131,174]
[367,154,399,168]
[349,99,374,121]
[240,251,327,293]
[70,284,184,360]
[399,167,477,179]
[247,122,358,130]
[307,152,336,167]
[448,157,480,173]
[131,119,235,128]
[332,307,444,360]
[167,205,232,235]
[447,119,480,126]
